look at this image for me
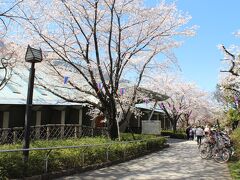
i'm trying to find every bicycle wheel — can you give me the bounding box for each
[213,148,230,163]
[199,143,211,159]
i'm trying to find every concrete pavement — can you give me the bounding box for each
[56,139,232,180]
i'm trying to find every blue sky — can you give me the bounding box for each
[146,0,240,92]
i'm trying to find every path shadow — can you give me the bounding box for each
[167,138,187,144]
[57,141,231,180]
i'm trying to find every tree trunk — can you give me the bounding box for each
[105,100,118,140]
[172,121,177,133]
[106,113,118,140]
[109,118,118,140]
[185,115,189,128]
[186,119,189,128]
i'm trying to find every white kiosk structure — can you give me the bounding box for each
[138,88,168,135]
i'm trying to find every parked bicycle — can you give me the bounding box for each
[199,130,234,163]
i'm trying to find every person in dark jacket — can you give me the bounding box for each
[186,126,191,140]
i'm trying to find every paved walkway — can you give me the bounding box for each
[56,139,232,180]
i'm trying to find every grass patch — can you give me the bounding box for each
[228,158,240,180]
[228,128,240,179]
[0,134,166,179]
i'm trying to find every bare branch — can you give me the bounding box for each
[220,45,239,76]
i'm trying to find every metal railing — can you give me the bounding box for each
[0,137,164,175]
[0,124,108,144]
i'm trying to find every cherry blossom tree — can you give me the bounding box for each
[1,0,23,36]
[0,41,16,90]
[218,40,240,129]
[11,0,195,139]
[142,73,220,132]
[0,0,23,90]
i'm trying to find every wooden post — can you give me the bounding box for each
[74,126,77,138]
[13,130,17,143]
[2,112,10,143]
[3,112,9,128]
[78,108,83,136]
[61,111,65,138]
[46,126,50,140]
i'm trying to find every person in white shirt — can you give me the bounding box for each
[196,126,204,145]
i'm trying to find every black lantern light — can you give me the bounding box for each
[25,45,43,63]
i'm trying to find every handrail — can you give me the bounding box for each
[0,137,165,174]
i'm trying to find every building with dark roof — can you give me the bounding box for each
[0,68,171,143]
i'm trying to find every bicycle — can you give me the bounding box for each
[199,132,230,163]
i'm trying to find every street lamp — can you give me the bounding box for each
[23,45,42,163]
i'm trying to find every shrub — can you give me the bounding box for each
[228,160,240,180]
[0,135,166,179]
[120,133,156,141]
[231,128,240,159]
[228,128,240,179]
[161,130,187,139]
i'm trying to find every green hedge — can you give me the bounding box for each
[231,128,240,159]
[0,135,166,179]
[121,133,157,141]
[161,130,187,139]
[229,128,240,179]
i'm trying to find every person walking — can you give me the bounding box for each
[192,126,196,140]
[196,126,204,145]
[189,128,194,140]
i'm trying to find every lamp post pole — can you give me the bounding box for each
[23,45,42,163]
[23,62,35,163]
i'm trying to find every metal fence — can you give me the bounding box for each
[0,124,108,144]
[0,137,164,175]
